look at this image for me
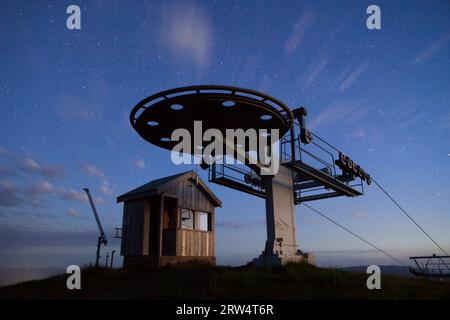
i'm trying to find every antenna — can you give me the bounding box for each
[83,187,108,267]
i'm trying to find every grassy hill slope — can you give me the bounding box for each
[1,263,450,300]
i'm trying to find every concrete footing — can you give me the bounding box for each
[252,252,315,267]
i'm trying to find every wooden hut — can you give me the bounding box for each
[117,171,221,268]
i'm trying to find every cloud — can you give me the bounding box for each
[0,147,9,157]
[413,32,450,64]
[54,74,108,124]
[348,129,366,140]
[59,187,105,205]
[28,181,53,194]
[67,208,81,218]
[135,159,145,170]
[437,113,450,131]
[338,63,370,92]
[0,153,111,210]
[0,182,24,207]
[304,57,328,86]
[22,158,39,171]
[81,164,113,197]
[284,8,314,55]
[0,150,64,180]
[389,99,429,130]
[216,220,264,229]
[0,181,44,208]
[59,188,87,203]
[0,164,18,176]
[352,211,367,218]
[0,224,100,248]
[160,2,213,67]
[82,164,105,179]
[309,103,358,130]
[390,99,418,118]
[56,96,92,121]
[397,112,428,130]
[20,157,64,180]
[100,185,113,196]
[99,180,114,196]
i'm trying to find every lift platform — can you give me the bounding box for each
[410,255,450,278]
[209,120,365,203]
[281,128,364,203]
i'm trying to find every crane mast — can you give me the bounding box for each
[83,188,108,266]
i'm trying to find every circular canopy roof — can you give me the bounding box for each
[130,85,292,153]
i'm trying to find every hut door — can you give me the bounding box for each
[162,197,177,256]
[148,199,160,256]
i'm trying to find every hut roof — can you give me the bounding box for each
[116,171,221,207]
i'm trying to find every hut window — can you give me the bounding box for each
[197,211,210,231]
[181,209,194,229]
[163,207,177,229]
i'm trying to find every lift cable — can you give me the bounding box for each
[302,203,409,266]
[295,123,449,256]
[371,178,449,256]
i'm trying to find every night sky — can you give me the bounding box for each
[0,0,449,270]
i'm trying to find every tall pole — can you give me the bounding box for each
[84,188,108,267]
[96,236,102,267]
[105,253,110,267]
[110,250,116,268]
[83,188,108,244]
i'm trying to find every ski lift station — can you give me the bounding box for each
[78,85,447,273]
[116,85,375,268]
[117,171,221,268]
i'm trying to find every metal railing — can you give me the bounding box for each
[410,255,450,278]
[209,116,365,202]
[209,162,265,194]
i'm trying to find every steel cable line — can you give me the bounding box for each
[302,203,409,266]
[295,122,449,256]
[371,178,449,256]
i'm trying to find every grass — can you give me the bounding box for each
[1,262,450,300]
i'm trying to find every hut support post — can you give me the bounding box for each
[158,193,164,266]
